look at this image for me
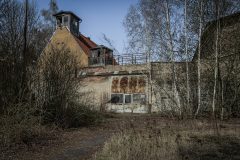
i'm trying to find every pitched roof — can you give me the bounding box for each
[73,34,98,56]
[53,11,82,21]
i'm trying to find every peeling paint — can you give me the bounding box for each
[111,76,146,94]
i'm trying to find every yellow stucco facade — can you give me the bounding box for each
[42,27,88,68]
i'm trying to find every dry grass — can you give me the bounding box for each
[1,114,240,160]
[93,115,240,160]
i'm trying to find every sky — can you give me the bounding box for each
[37,0,139,53]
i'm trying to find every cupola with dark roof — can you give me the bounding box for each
[53,11,82,36]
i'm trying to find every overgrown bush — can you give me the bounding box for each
[0,102,44,149]
[62,103,103,128]
[35,44,103,128]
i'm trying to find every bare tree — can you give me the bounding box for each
[164,0,182,115]
[184,0,191,115]
[194,0,203,118]
[102,33,120,55]
[0,0,43,112]
[124,0,184,113]
[212,1,221,117]
[20,0,29,99]
[36,44,79,124]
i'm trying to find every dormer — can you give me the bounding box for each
[53,11,82,36]
[89,45,114,66]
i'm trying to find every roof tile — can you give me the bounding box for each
[74,34,98,56]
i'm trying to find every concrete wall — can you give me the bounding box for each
[79,65,149,113]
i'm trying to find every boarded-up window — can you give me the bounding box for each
[120,77,128,93]
[138,78,146,93]
[111,76,146,94]
[111,94,123,104]
[112,78,120,93]
[129,77,137,93]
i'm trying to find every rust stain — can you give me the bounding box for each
[112,76,146,94]
[138,77,146,93]
[112,77,120,93]
[129,77,138,93]
[120,77,128,93]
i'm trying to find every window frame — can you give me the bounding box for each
[124,94,132,104]
[111,94,124,104]
[63,15,69,26]
[110,93,145,105]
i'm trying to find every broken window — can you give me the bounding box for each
[111,94,123,104]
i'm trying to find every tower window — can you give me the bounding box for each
[74,21,78,28]
[57,17,62,26]
[63,16,69,26]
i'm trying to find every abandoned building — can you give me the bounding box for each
[43,11,240,114]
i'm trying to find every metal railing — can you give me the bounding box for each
[88,57,114,66]
[88,53,148,66]
[114,53,148,65]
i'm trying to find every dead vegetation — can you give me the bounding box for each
[1,114,240,160]
[0,41,103,160]
[93,115,240,160]
[1,0,240,160]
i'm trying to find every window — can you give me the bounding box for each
[111,94,123,104]
[63,16,69,26]
[111,94,145,104]
[57,18,62,26]
[74,21,78,28]
[125,94,132,104]
[133,94,146,104]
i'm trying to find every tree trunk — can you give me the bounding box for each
[195,0,203,118]
[212,1,220,118]
[20,0,28,99]
[184,0,190,116]
[165,0,181,116]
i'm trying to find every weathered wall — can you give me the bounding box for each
[79,63,194,113]
[79,62,200,113]
[79,65,149,113]
[42,27,88,68]
[78,57,240,115]
[150,62,195,113]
